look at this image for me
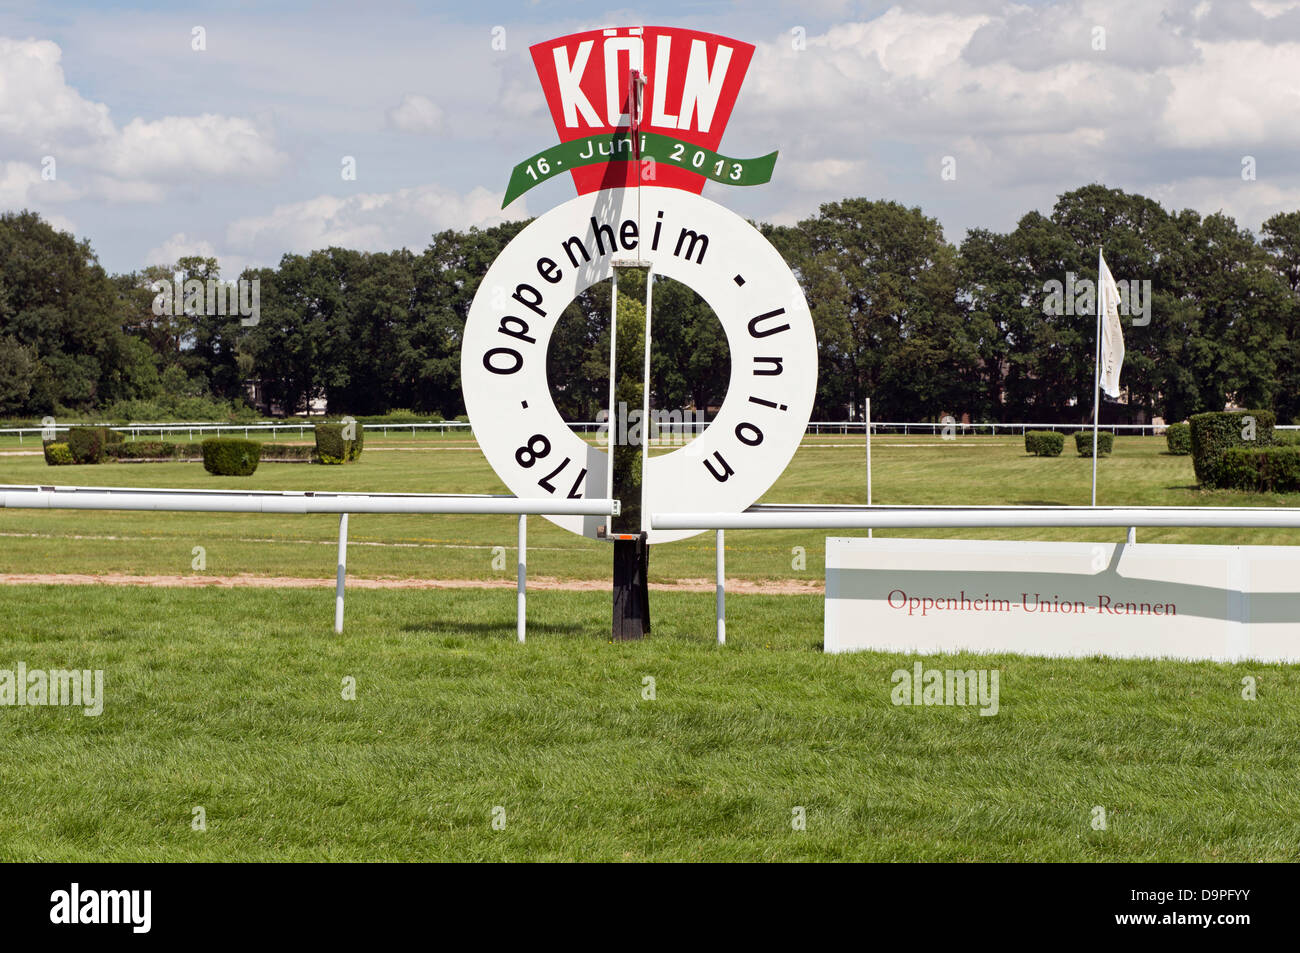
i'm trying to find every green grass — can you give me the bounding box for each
[1,585,1297,861]
[3,434,1300,585]
[2,432,1299,861]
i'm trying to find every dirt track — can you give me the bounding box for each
[0,572,824,595]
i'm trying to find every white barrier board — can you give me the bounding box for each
[824,537,1300,662]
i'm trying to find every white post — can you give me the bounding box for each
[1127,526,1136,545]
[641,270,654,532]
[865,397,873,539]
[716,529,726,645]
[334,512,349,634]
[1092,249,1104,506]
[517,514,527,643]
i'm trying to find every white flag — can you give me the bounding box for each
[1098,252,1125,398]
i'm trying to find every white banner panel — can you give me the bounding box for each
[825,537,1300,662]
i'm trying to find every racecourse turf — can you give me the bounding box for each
[0,432,1298,860]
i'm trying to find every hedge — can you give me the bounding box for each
[1214,446,1300,493]
[1024,430,1064,456]
[66,427,107,464]
[314,422,362,465]
[201,437,260,476]
[1075,430,1114,457]
[1273,430,1300,447]
[1165,422,1190,455]
[1190,410,1275,487]
[259,443,314,462]
[43,442,75,465]
[105,428,125,445]
[106,440,179,460]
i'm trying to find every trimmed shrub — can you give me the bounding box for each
[314,423,346,464]
[201,437,260,476]
[43,441,75,465]
[347,424,364,461]
[1165,422,1191,455]
[1075,430,1114,457]
[176,443,204,460]
[66,426,107,464]
[259,443,314,462]
[1215,446,1300,493]
[1190,410,1275,487]
[104,428,125,445]
[313,422,362,465]
[106,440,179,460]
[1024,430,1064,456]
[1272,430,1300,447]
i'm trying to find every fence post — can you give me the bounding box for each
[334,513,349,634]
[517,514,527,643]
[716,529,726,645]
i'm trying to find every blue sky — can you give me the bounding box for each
[3,0,1298,276]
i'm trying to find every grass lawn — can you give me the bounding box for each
[1,432,1298,861]
[1,585,1297,861]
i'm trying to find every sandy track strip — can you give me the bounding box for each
[0,572,823,595]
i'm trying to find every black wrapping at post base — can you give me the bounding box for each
[612,533,651,640]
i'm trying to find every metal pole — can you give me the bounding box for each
[1127,526,1136,544]
[334,512,349,634]
[606,270,619,508]
[716,529,725,645]
[866,398,873,539]
[517,514,526,643]
[1092,249,1104,506]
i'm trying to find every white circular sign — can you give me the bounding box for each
[462,186,816,543]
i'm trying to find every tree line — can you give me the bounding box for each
[3,183,1300,424]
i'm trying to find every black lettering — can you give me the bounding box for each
[704,451,734,482]
[498,316,535,344]
[511,283,546,318]
[748,308,790,338]
[562,235,590,268]
[674,228,708,264]
[591,217,617,257]
[483,347,522,375]
[537,257,562,284]
[620,220,638,250]
[735,422,763,446]
[651,210,664,250]
[753,356,784,375]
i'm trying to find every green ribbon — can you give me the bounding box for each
[502,131,778,207]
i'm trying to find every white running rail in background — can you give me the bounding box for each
[0,485,618,638]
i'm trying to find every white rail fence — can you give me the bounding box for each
[0,485,618,639]
[11,420,1294,443]
[652,504,1300,645]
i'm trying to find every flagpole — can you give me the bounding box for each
[1091,248,1103,506]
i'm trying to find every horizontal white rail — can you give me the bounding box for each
[654,504,1300,531]
[7,421,1296,440]
[0,485,618,517]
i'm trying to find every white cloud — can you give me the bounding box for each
[386,94,444,134]
[226,184,524,265]
[0,35,286,209]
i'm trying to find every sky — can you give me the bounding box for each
[3,0,1300,277]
